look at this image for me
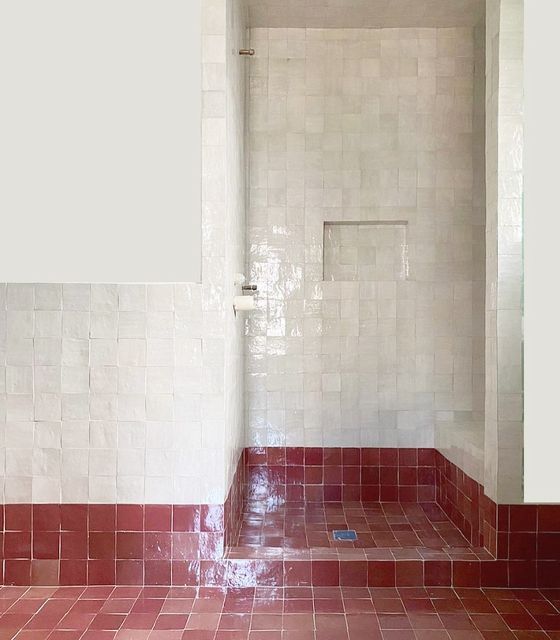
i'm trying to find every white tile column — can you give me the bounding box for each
[485,0,524,503]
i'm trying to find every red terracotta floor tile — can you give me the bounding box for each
[0,586,553,639]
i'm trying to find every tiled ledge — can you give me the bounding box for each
[227,546,493,563]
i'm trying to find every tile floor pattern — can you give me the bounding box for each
[0,585,559,639]
[235,502,471,550]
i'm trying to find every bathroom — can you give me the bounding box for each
[0,0,558,637]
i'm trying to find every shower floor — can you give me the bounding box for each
[231,501,476,554]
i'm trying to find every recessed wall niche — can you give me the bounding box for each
[323,221,409,282]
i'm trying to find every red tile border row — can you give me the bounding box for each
[245,447,436,467]
[2,504,216,533]
[244,447,436,504]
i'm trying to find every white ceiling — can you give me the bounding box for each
[247,0,485,29]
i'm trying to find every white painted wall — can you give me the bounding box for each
[524,2,560,503]
[0,0,201,283]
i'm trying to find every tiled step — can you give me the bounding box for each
[200,555,560,589]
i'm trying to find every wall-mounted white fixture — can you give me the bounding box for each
[233,273,257,314]
[233,295,256,312]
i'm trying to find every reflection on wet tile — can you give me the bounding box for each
[234,501,469,550]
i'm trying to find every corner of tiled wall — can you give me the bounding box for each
[202,0,247,503]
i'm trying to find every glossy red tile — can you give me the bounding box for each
[60,505,88,532]
[424,561,451,587]
[4,559,32,585]
[59,560,87,586]
[4,504,32,531]
[4,532,32,559]
[171,560,200,587]
[89,532,116,560]
[509,533,537,560]
[173,506,201,533]
[88,560,116,585]
[116,532,144,560]
[311,561,339,587]
[117,505,144,532]
[452,561,481,588]
[284,562,311,587]
[89,506,117,532]
[145,506,172,533]
[116,560,144,586]
[481,560,509,588]
[396,562,423,587]
[172,533,201,561]
[538,506,560,533]
[538,533,560,561]
[145,561,172,586]
[368,562,395,587]
[509,506,537,532]
[31,560,59,586]
[200,506,224,533]
[340,562,367,587]
[32,505,61,532]
[32,532,60,560]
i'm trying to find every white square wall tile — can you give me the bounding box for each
[63,312,90,339]
[91,284,118,311]
[62,284,90,311]
[147,284,174,311]
[35,284,62,310]
[90,312,118,339]
[7,284,34,309]
[118,285,147,311]
[35,311,62,338]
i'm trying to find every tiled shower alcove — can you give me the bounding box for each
[225,448,489,589]
[222,448,560,590]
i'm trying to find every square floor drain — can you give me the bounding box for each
[332,530,357,541]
